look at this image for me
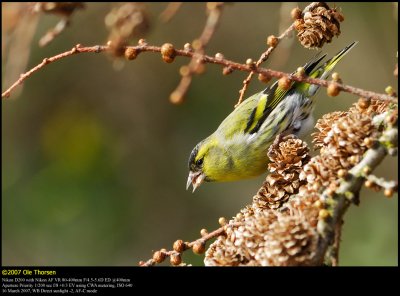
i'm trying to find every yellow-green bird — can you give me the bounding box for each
[187,41,357,192]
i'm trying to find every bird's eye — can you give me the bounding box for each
[196,158,204,166]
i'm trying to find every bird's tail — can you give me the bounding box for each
[303,41,358,96]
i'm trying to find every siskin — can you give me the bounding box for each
[187,41,357,192]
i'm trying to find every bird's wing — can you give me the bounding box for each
[241,52,328,135]
[216,44,353,139]
[216,82,293,140]
[215,92,261,139]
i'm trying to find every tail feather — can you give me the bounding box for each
[307,41,358,96]
[303,52,327,75]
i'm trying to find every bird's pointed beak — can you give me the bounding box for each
[186,171,205,193]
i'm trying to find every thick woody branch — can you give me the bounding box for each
[315,113,398,264]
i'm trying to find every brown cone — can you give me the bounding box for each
[253,135,310,210]
[295,3,344,49]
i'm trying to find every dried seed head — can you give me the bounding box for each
[153,251,166,263]
[124,47,138,60]
[312,111,347,149]
[362,166,372,175]
[319,209,330,219]
[337,169,348,178]
[385,85,395,96]
[326,187,335,196]
[258,73,272,83]
[331,72,341,82]
[312,182,320,192]
[105,3,149,56]
[170,253,182,266]
[349,155,359,165]
[384,188,394,198]
[162,55,174,63]
[363,137,375,148]
[329,182,338,191]
[267,35,279,47]
[349,97,390,117]
[170,91,184,105]
[218,217,227,226]
[200,229,208,236]
[173,239,186,253]
[138,38,147,45]
[297,66,306,77]
[215,52,224,60]
[193,241,206,254]
[294,3,344,49]
[278,76,292,90]
[358,97,371,109]
[222,66,233,75]
[327,83,340,97]
[385,111,398,127]
[314,200,323,209]
[205,209,318,266]
[303,11,312,20]
[291,7,302,20]
[246,58,254,67]
[184,42,193,52]
[161,43,176,63]
[364,180,374,188]
[254,134,311,210]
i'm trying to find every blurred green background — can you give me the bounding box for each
[2,2,398,266]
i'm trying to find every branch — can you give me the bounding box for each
[169,2,224,104]
[235,24,294,108]
[3,43,396,102]
[139,221,241,266]
[159,2,183,23]
[2,44,105,99]
[32,2,85,47]
[364,174,398,193]
[315,112,398,263]
[203,104,397,266]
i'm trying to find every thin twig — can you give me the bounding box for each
[2,44,106,99]
[235,24,295,108]
[140,223,241,266]
[365,174,398,191]
[159,2,183,23]
[39,18,69,47]
[3,43,397,102]
[32,2,85,47]
[170,2,224,104]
